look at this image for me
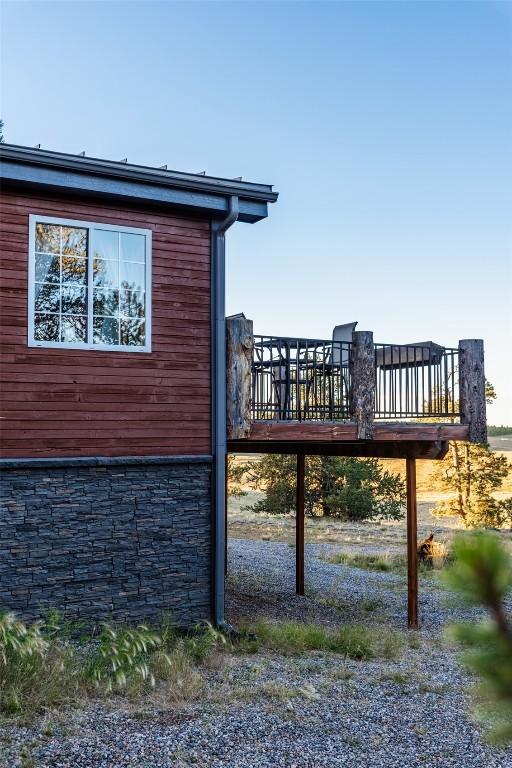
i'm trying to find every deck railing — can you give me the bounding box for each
[252,335,351,421]
[373,343,459,420]
[226,316,485,442]
[251,336,460,422]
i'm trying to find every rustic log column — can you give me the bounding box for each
[350,331,375,439]
[226,316,254,439]
[459,339,487,443]
[406,457,418,629]
[296,452,305,596]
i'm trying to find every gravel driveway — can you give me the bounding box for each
[2,538,511,768]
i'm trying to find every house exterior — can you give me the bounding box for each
[0,144,277,626]
[0,143,487,630]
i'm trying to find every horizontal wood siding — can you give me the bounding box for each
[0,190,211,457]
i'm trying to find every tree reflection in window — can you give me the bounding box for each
[33,224,87,343]
[92,230,146,347]
[32,221,148,348]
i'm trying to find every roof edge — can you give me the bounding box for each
[0,144,278,204]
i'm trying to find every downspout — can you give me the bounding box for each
[212,195,239,627]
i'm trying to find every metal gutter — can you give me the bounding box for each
[211,195,239,628]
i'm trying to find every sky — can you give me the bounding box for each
[1,1,511,423]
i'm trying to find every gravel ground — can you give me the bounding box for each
[226,538,490,633]
[1,538,511,768]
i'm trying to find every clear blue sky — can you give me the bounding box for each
[2,1,511,423]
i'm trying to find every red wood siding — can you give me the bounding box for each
[0,190,211,458]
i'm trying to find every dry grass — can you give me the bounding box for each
[237,618,405,661]
[0,614,226,721]
[151,646,205,703]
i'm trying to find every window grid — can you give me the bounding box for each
[28,215,152,353]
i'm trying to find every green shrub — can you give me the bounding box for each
[444,532,512,743]
[182,622,227,663]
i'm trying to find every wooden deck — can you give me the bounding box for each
[225,317,487,628]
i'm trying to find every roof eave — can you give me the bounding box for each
[0,144,278,224]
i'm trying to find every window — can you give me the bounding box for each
[28,215,151,352]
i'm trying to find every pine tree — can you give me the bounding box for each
[433,442,512,527]
[432,383,512,528]
[237,454,405,521]
[444,532,512,743]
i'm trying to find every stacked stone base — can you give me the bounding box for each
[0,458,212,625]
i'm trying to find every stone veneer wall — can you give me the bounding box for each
[0,458,212,625]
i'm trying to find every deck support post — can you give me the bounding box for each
[406,457,418,629]
[296,452,305,596]
[350,331,375,439]
[459,339,487,443]
[226,315,254,439]
[224,453,228,576]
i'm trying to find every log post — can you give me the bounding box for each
[459,339,487,443]
[350,331,375,439]
[226,316,254,439]
[296,452,305,596]
[406,457,418,629]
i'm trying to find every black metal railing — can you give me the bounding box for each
[374,343,459,420]
[250,335,460,423]
[252,335,351,421]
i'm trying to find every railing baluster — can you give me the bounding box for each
[250,335,460,423]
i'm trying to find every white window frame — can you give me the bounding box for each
[28,214,152,353]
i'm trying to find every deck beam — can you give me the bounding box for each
[229,439,450,460]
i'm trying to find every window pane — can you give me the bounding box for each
[121,319,145,347]
[93,258,118,288]
[120,261,145,293]
[120,289,145,318]
[62,257,87,284]
[93,288,119,316]
[120,233,145,263]
[35,223,60,254]
[62,285,87,315]
[61,315,86,343]
[32,221,149,350]
[94,229,118,261]
[35,283,60,313]
[62,227,87,258]
[35,253,60,284]
[34,313,59,342]
[94,317,119,345]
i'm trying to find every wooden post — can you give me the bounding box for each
[226,316,254,439]
[406,457,418,629]
[296,452,305,596]
[224,453,228,575]
[459,339,487,443]
[350,331,375,439]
